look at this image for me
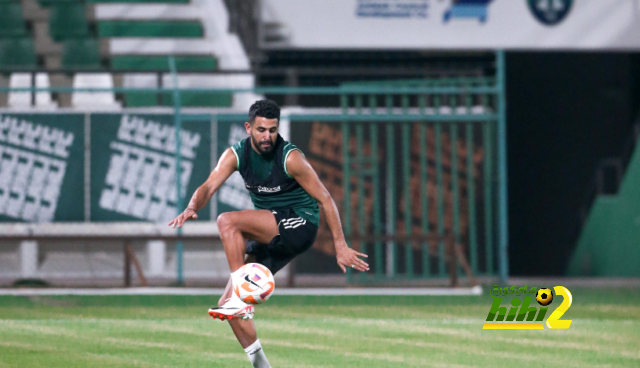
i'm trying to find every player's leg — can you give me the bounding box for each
[219,276,257,346]
[216,209,278,272]
[217,257,271,368]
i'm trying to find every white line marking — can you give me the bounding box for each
[0,286,482,296]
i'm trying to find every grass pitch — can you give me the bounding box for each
[0,287,639,367]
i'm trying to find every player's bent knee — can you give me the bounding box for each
[216,213,235,234]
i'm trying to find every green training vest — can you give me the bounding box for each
[231,135,320,226]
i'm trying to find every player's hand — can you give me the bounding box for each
[168,208,198,228]
[335,240,369,273]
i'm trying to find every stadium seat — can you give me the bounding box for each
[49,3,90,41]
[71,73,122,109]
[0,3,27,37]
[0,38,37,69]
[161,74,233,107]
[8,73,58,109]
[111,55,217,71]
[122,73,159,107]
[97,21,203,38]
[62,38,101,69]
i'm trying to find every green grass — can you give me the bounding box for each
[1,287,639,367]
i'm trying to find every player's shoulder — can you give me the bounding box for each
[230,137,248,170]
[282,140,306,178]
[282,140,304,157]
[231,137,247,153]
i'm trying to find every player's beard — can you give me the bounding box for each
[252,134,275,154]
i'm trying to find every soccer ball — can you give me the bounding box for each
[234,263,275,305]
[536,288,553,306]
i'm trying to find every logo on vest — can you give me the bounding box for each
[249,185,282,193]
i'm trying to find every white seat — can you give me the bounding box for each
[8,73,58,109]
[71,73,122,110]
[123,73,158,91]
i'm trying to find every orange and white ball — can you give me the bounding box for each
[234,263,275,305]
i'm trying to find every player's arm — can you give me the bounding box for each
[168,148,237,228]
[286,150,369,273]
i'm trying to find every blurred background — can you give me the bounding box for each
[0,0,639,288]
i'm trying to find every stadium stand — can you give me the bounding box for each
[95,0,257,108]
[0,0,257,109]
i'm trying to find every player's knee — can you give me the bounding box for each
[217,213,235,235]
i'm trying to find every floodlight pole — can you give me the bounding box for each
[496,50,509,285]
[169,55,185,286]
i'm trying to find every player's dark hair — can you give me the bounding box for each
[248,99,280,124]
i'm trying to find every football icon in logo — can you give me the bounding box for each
[536,288,553,306]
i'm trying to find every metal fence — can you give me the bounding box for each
[0,52,508,285]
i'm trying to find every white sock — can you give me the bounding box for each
[231,269,244,284]
[244,339,271,368]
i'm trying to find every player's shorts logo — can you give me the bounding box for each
[527,0,573,26]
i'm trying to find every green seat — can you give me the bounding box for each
[98,21,203,38]
[49,3,89,41]
[0,4,27,37]
[0,38,37,69]
[163,92,233,107]
[111,56,217,71]
[62,38,101,69]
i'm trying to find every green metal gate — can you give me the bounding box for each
[337,73,505,284]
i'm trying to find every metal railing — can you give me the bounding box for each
[0,52,508,285]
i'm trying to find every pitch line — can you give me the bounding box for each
[0,286,482,296]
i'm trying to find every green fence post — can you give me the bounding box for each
[169,55,184,286]
[355,95,365,281]
[341,94,353,282]
[466,87,478,275]
[419,94,429,277]
[386,94,396,277]
[483,82,494,276]
[434,83,445,276]
[496,50,509,284]
[401,94,412,277]
[370,95,383,279]
[451,95,461,277]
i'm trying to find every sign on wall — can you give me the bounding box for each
[0,114,84,222]
[262,0,640,50]
[90,114,212,222]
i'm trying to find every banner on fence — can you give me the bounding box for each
[90,114,212,222]
[0,114,84,222]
